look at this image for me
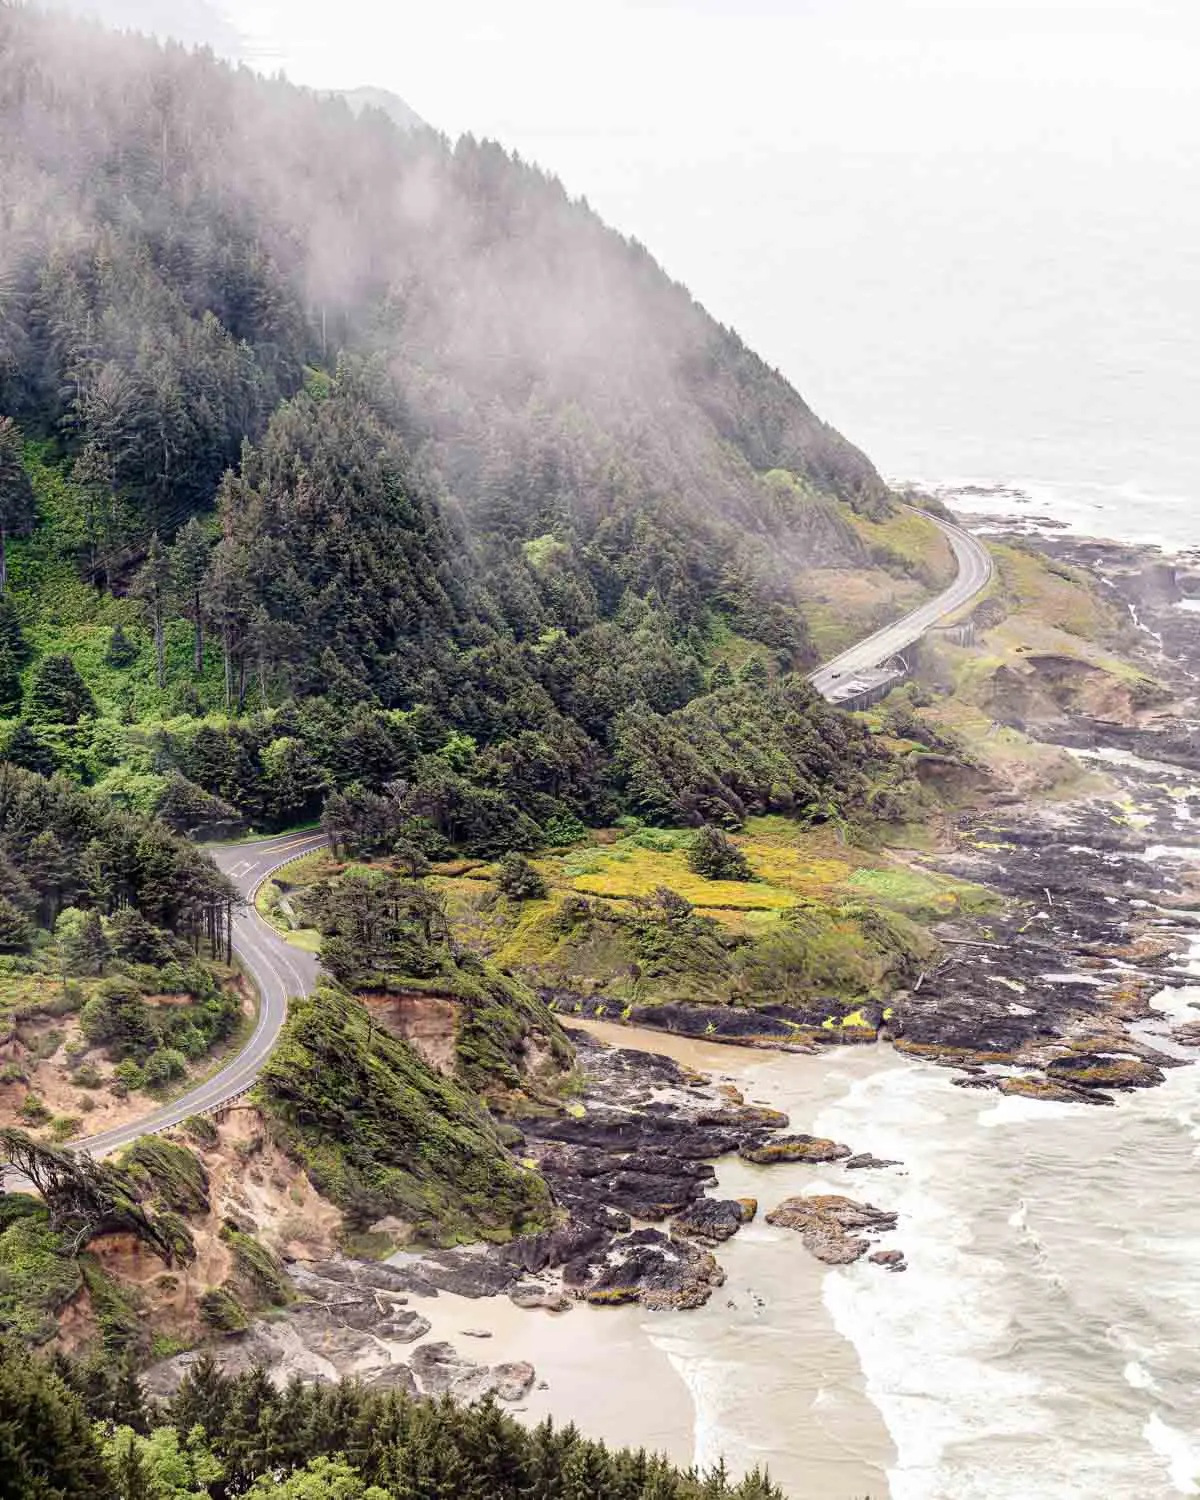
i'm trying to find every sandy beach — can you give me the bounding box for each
[402,1020,899,1500]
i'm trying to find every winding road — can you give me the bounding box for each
[808,508,993,699]
[76,832,326,1158]
[71,509,992,1159]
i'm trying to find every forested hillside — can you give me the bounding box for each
[0,765,242,1142]
[0,4,937,845]
[4,1338,787,1499]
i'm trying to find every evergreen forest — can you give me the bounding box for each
[0,3,925,852]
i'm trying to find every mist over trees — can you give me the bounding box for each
[0,4,900,843]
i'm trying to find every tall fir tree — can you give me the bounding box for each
[0,416,35,595]
[171,516,210,674]
[131,533,173,692]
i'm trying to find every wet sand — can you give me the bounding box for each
[406,1020,898,1499]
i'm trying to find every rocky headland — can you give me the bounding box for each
[103,523,1200,1418]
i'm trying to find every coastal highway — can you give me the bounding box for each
[73,830,327,1159]
[808,508,993,699]
[57,508,989,1161]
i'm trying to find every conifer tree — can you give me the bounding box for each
[105,623,139,668]
[687,825,754,881]
[496,851,548,901]
[0,415,34,595]
[2,720,56,775]
[24,829,75,923]
[0,1338,110,1500]
[171,516,210,673]
[131,533,172,691]
[0,640,22,714]
[0,892,33,950]
[28,653,95,723]
[62,909,110,975]
[0,720,56,780]
[0,593,30,666]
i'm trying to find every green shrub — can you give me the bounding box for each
[141,1048,188,1090]
[0,1214,82,1343]
[686,825,754,881]
[120,1138,210,1216]
[18,1093,50,1124]
[198,1287,248,1332]
[80,1258,142,1354]
[80,980,158,1058]
[541,812,587,847]
[222,1226,290,1307]
[182,1114,219,1147]
[111,1058,144,1094]
[257,984,554,1246]
[495,852,547,902]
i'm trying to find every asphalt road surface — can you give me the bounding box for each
[72,830,327,1159]
[808,508,993,698]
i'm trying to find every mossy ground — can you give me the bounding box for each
[901,539,1162,798]
[264,821,991,1014]
[255,984,556,1247]
[845,504,955,587]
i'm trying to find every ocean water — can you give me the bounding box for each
[807,752,1200,1500]
[923,478,1200,556]
[627,973,1200,1500]
[815,1021,1200,1500]
[589,739,1200,1500]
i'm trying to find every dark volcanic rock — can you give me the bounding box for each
[563,1227,725,1309]
[502,1217,620,1275]
[869,1249,907,1272]
[997,1075,1116,1106]
[766,1195,899,1265]
[695,1104,790,1130]
[1045,1054,1166,1090]
[844,1153,902,1171]
[671,1198,748,1245]
[530,1110,744,1160]
[740,1133,852,1165]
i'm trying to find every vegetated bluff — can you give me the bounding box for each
[0,5,902,847]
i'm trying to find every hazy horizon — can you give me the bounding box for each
[43,0,1200,502]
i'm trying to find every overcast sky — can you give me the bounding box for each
[46,1,1200,492]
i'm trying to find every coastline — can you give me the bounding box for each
[137,502,1200,1498]
[399,1020,901,1500]
[446,507,1200,1500]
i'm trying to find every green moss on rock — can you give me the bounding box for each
[198,1286,249,1333]
[256,984,554,1247]
[118,1137,210,1217]
[0,1209,82,1344]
